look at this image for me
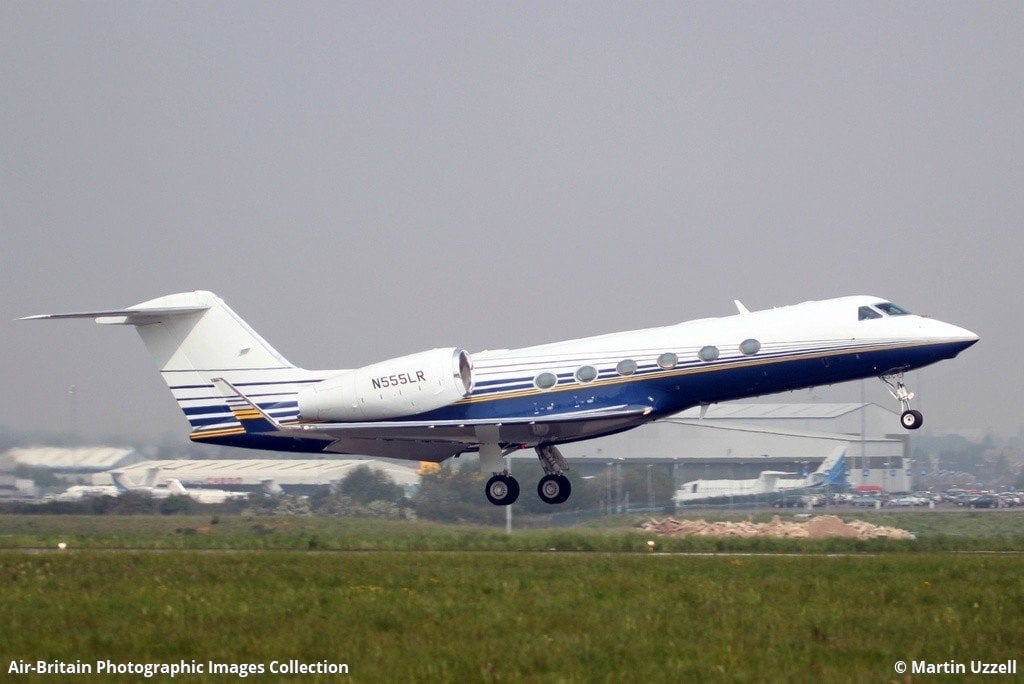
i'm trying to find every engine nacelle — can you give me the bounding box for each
[297,348,473,422]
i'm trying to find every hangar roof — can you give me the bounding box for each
[3,446,144,472]
[118,459,420,488]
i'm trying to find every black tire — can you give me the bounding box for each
[554,474,572,504]
[900,409,923,430]
[507,476,520,504]
[537,474,571,505]
[485,474,519,506]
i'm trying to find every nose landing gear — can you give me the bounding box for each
[881,372,923,430]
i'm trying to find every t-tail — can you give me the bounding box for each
[20,291,321,446]
[805,447,847,487]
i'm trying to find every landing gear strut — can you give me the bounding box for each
[535,445,572,505]
[881,372,923,430]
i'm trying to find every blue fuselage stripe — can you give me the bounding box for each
[186,339,970,447]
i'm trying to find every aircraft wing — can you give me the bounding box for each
[210,377,652,460]
[296,404,652,441]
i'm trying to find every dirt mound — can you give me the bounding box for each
[641,515,915,540]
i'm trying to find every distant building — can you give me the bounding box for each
[2,446,147,478]
[117,458,421,495]
[0,474,37,499]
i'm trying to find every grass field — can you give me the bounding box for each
[2,513,1024,682]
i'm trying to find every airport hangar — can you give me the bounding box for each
[543,403,914,493]
[116,457,422,495]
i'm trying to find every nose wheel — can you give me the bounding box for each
[900,409,923,430]
[882,372,923,430]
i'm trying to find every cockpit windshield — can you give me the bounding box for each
[858,306,882,321]
[859,302,912,321]
[875,302,911,316]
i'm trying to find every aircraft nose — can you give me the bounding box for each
[947,324,979,346]
[931,320,979,355]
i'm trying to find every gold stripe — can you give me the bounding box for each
[454,341,921,406]
[191,427,246,440]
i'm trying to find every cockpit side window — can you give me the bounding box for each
[875,302,911,316]
[858,306,882,321]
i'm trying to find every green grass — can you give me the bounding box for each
[2,550,1023,682]
[2,513,1024,681]
[4,511,1024,553]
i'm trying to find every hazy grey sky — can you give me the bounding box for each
[2,3,1020,444]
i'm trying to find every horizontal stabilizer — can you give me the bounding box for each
[18,304,208,324]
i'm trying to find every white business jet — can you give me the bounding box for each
[674,447,847,505]
[21,292,976,506]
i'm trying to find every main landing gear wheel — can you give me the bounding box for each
[901,409,923,430]
[485,474,520,506]
[537,474,572,505]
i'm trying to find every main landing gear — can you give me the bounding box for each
[483,445,572,506]
[881,371,923,430]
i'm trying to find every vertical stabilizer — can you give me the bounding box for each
[806,447,847,487]
[97,291,295,373]
[110,471,134,492]
[21,291,317,436]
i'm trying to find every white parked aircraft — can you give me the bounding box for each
[110,470,247,503]
[165,479,249,504]
[675,447,847,505]
[21,292,977,506]
[110,470,178,498]
[51,484,121,501]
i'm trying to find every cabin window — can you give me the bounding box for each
[616,359,637,376]
[534,372,557,390]
[739,338,761,356]
[875,302,911,316]
[698,345,719,362]
[858,306,882,321]
[575,365,598,383]
[657,352,678,370]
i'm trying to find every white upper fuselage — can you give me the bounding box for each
[450,296,977,421]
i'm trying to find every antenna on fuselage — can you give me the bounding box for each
[734,300,750,314]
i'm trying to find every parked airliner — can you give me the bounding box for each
[21,292,977,506]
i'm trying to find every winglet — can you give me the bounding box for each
[210,377,285,432]
[734,300,750,315]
